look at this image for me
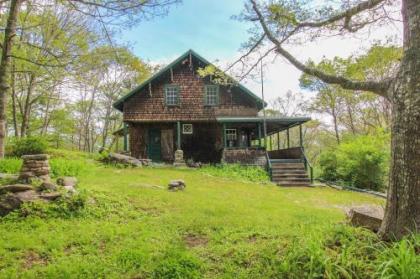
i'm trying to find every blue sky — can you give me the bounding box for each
[121,0,250,62]
[119,0,401,106]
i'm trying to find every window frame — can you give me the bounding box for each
[204,85,219,106]
[225,129,237,141]
[164,84,180,106]
[182,124,193,135]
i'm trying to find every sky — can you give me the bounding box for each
[119,0,402,106]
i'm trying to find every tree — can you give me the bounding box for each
[0,0,22,158]
[235,0,418,240]
[0,0,179,157]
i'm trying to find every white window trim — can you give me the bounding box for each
[182,124,193,134]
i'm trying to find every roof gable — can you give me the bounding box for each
[113,49,265,111]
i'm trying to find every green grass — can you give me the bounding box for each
[0,152,418,278]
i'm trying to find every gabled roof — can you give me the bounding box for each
[113,49,265,111]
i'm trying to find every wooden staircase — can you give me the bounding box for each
[270,160,311,186]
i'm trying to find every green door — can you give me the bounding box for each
[148,128,161,162]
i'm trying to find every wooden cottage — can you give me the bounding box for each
[113,50,312,185]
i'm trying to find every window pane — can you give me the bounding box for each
[166,86,179,105]
[205,85,218,105]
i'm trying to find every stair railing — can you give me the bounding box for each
[300,147,314,184]
[265,151,272,180]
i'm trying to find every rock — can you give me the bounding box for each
[21,154,50,160]
[0,194,22,216]
[107,153,143,167]
[168,179,186,191]
[347,205,384,232]
[0,184,34,194]
[57,177,78,187]
[187,161,202,168]
[39,182,57,191]
[63,185,77,193]
[139,159,152,166]
[39,192,62,201]
[0,173,19,180]
[14,190,39,202]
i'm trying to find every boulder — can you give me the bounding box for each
[0,194,22,216]
[107,153,143,167]
[57,177,78,187]
[39,182,57,191]
[14,190,39,202]
[0,173,19,180]
[63,185,77,193]
[347,205,384,232]
[39,192,62,201]
[168,179,186,191]
[0,184,34,194]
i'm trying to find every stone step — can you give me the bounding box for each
[271,169,307,174]
[272,174,309,179]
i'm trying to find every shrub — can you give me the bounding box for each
[200,164,270,183]
[9,136,48,157]
[319,134,389,191]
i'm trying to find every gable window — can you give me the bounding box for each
[165,85,180,106]
[204,85,219,106]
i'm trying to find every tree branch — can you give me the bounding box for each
[250,0,390,99]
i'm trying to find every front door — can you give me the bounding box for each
[148,128,161,162]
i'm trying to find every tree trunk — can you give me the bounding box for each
[378,0,420,240]
[21,74,35,137]
[11,63,19,137]
[0,0,21,158]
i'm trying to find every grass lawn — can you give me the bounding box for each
[0,157,417,278]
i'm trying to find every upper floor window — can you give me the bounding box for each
[204,85,219,106]
[165,85,180,106]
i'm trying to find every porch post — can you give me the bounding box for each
[286,128,290,149]
[258,123,262,147]
[123,122,128,152]
[223,123,227,148]
[177,121,181,150]
[277,132,280,150]
[299,124,303,149]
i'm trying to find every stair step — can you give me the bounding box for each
[272,174,309,179]
[276,181,311,186]
[271,169,307,174]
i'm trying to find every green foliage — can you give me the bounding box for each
[274,225,419,279]
[5,191,88,220]
[0,157,22,174]
[319,134,389,191]
[49,158,90,177]
[200,164,270,183]
[152,250,202,279]
[8,137,48,157]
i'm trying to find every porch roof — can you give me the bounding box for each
[216,116,311,134]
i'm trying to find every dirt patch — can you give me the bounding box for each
[183,233,208,248]
[22,250,48,269]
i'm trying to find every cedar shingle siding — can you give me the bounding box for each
[123,62,259,122]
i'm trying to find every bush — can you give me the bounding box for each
[319,134,389,191]
[200,164,270,183]
[9,136,48,157]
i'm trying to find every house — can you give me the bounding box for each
[113,50,312,185]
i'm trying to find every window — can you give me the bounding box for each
[165,85,180,106]
[182,124,193,134]
[204,85,219,106]
[225,129,237,141]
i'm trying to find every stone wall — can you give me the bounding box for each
[222,148,267,167]
[18,154,51,182]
